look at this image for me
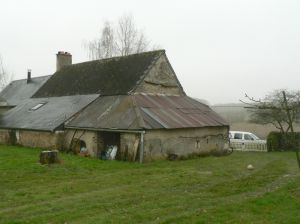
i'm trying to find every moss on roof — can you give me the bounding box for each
[33,50,165,98]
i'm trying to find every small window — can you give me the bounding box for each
[234,133,243,140]
[244,134,254,140]
[30,103,46,111]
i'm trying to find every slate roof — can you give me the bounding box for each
[0,50,227,132]
[33,50,165,98]
[0,75,51,106]
[0,94,99,131]
[66,94,228,131]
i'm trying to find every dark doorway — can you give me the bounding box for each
[100,132,120,160]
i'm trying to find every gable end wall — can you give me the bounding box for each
[134,54,185,96]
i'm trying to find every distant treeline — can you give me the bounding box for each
[211,103,251,123]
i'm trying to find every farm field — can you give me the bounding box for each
[0,146,300,223]
[230,122,300,139]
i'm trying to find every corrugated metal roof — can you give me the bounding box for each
[0,94,99,131]
[0,75,51,106]
[66,95,141,130]
[66,94,228,130]
[135,95,228,129]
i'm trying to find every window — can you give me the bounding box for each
[244,134,254,140]
[30,102,46,111]
[234,133,243,140]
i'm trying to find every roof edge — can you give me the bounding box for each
[65,126,145,133]
[128,50,165,94]
[65,49,166,68]
[163,53,186,96]
[7,74,52,84]
[0,127,55,133]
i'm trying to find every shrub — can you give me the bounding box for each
[267,132,281,151]
[267,131,300,151]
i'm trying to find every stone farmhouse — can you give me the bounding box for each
[0,50,229,162]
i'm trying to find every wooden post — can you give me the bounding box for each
[39,150,60,164]
[282,91,300,170]
[139,132,144,164]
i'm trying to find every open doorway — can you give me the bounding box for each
[99,132,120,160]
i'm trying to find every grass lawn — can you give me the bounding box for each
[0,146,300,224]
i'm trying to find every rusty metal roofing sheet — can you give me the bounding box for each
[66,94,228,130]
[135,95,227,129]
[0,94,99,131]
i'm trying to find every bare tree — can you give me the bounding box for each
[115,14,149,56]
[241,89,300,169]
[86,22,115,60]
[0,56,10,90]
[85,14,152,60]
[241,90,300,135]
[101,22,115,58]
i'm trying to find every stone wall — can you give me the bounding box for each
[0,129,10,144]
[143,126,229,161]
[0,128,99,156]
[64,130,137,160]
[135,54,185,96]
[0,127,229,162]
[64,130,98,157]
[64,130,139,161]
[0,129,64,150]
[119,133,139,161]
[103,126,229,162]
[17,130,64,150]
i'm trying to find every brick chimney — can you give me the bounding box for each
[56,51,72,71]
[27,69,31,83]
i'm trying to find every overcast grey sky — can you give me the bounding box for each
[0,0,299,104]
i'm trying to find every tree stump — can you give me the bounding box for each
[39,150,60,164]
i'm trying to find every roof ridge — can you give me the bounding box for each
[70,49,165,67]
[9,75,52,83]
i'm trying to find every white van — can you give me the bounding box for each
[229,131,267,152]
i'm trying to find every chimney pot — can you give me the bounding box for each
[56,51,72,71]
[27,69,31,83]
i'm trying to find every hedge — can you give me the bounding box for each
[267,131,300,151]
